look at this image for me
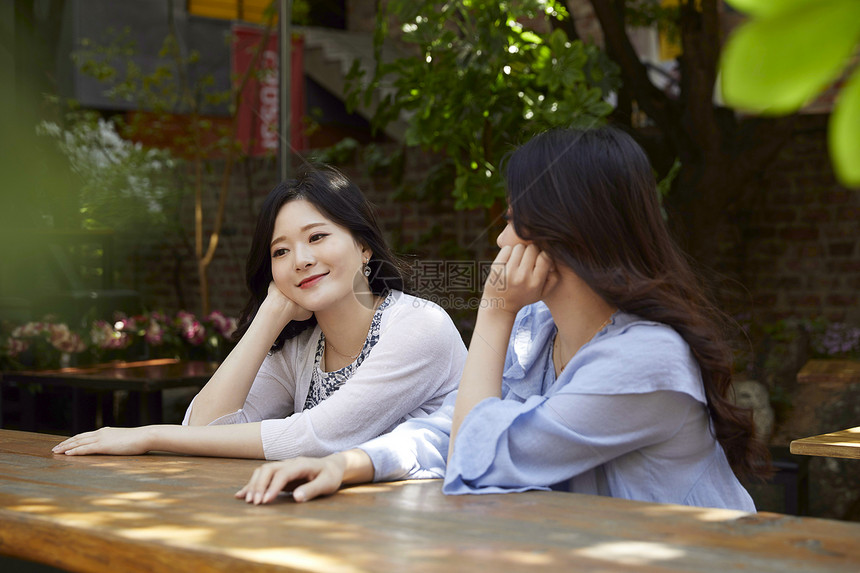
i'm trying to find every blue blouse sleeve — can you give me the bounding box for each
[443,390,701,494]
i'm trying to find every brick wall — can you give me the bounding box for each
[118,118,858,329]
[120,147,494,320]
[741,114,859,323]
[114,157,276,318]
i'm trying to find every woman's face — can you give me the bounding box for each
[496,208,528,249]
[269,199,370,312]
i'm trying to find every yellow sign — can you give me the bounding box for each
[659,0,682,61]
[188,0,274,24]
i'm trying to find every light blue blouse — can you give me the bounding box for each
[359,303,756,511]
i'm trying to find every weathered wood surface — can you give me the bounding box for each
[790,426,860,460]
[2,430,860,573]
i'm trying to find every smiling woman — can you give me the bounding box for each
[52,167,467,460]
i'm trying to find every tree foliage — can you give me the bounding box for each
[580,0,804,271]
[345,0,813,273]
[347,0,619,209]
[720,0,860,186]
[36,111,179,236]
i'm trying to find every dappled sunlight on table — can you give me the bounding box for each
[223,547,365,573]
[636,501,749,522]
[574,541,685,566]
[341,482,396,495]
[90,495,179,509]
[494,550,555,566]
[121,525,214,543]
[7,503,57,514]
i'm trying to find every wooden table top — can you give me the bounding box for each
[796,359,860,387]
[2,430,860,573]
[1,358,218,391]
[790,426,860,460]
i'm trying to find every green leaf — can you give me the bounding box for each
[520,30,543,45]
[829,68,860,187]
[725,0,820,18]
[720,1,860,113]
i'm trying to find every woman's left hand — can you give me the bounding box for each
[52,427,153,456]
[236,454,349,504]
[483,243,557,315]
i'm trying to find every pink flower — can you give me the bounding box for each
[90,320,130,350]
[144,319,164,345]
[113,315,138,333]
[6,337,28,357]
[224,317,238,338]
[176,311,206,346]
[13,322,47,338]
[48,324,87,353]
[55,333,87,353]
[6,321,87,357]
[206,311,238,338]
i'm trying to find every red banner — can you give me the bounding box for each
[232,25,306,156]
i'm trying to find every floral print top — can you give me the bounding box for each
[303,293,393,410]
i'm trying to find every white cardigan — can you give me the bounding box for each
[183,291,466,460]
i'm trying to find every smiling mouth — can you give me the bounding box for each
[298,273,328,288]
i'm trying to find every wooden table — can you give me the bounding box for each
[1,359,217,434]
[796,359,860,387]
[2,430,859,572]
[790,426,860,460]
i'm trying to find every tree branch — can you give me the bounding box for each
[678,0,722,155]
[586,0,686,150]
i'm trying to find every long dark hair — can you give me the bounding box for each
[504,126,770,481]
[234,165,411,350]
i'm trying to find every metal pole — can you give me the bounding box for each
[279,0,292,181]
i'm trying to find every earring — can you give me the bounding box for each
[363,258,371,277]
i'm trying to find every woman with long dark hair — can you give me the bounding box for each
[236,127,769,509]
[53,166,466,459]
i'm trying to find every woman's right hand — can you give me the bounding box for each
[263,281,312,324]
[52,426,154,456]
[236,453,348,504]
[482,244,556,316]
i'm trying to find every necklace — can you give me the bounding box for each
[325,295,383,360]
[553,312,615,376]
[326,338,363,360]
